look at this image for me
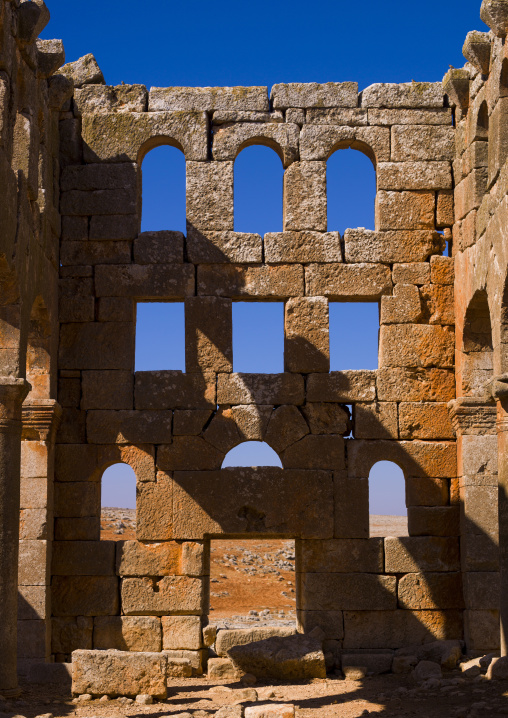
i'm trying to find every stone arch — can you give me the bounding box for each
[461,289,493,396]
[369,460,408,538]
[327,147,376,233]
[221,440,282,468]
[140,144,186,233]
[234,144,284,234]
[213,123,298,167]
[137,136,186,166]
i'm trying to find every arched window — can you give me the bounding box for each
[475,101,489,140]
[369,461,408,537]
[141,145,186,233]
[461,290,493,396]
[234,145,283,235]
[101,463,137,540]
[222,441,282,468]
[327,148,376,234]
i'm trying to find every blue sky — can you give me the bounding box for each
[45,0,480,515]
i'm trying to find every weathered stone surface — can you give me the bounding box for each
[430,255,454,285]
[170,468,333,539]
[81,370,133,410]
[305,263,392,299]
[121,576,204,615]
[391,126,455,161]
[198,264,304,297]
[271,82,358,109]
[95,263,194,298]
[343,610,463,648]
[116,540,181,577]
[173,409,213,436]
[301,573,396,611]
[347,440,456,479]
[245,706,295,718]
[187,230,262,264]
[480,0,508,37]
[185,297,232,373]
[384,537,459,574]
[228,632,326,680]
[285,297,329,373]
[408,507,460,537]
[263,405,309,453]
[414,660,442,683]
[208,657,242,680]
[133,231,184,264]
[216,627,296,657]
[344,229,442,263]
[368,108,452,125]
[162,616,202,650]
[87,410,172,444]
[302,403,351,435]
[52,577,119,616]
[59,54,105,87]
[282,435,344,470]
[361,83,445,109]
[379,325,454,368]
[93,616,162,652]
[59,323,135,371]
[377,367,455,401]
[399,402,454,439]
[157,437,223,470]
[73,84,147,116]
[376,191,435,231]
[354,402,398,439]
[487,656,508,680]
[212,122,298,166]
[392,262,431,285]
[52,617,93,654]
[265,232,341,263]
[307,372,376,402]
[284,162,326,231]
[72,649,167,698]
[217,373,304,405]
[52,541,115,576]
[377,162,452,190]
[149,86,269,112]
[299,539,383,573]
[135,371,216,410]
[398,573,464,609]
[306,108,368,125]
[186,161,233,231]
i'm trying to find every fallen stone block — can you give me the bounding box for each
[420,639,462,669]
[486,656,508,680]
[71,649,167,698]
[208,657,242,680]
[245,705,295,718]
[460,657,482,678]
[343,665,367,680]
[227,632,326,681]
[414,660,442,683]
[216,628,297,657]
[216,707,244,718]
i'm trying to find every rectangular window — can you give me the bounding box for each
[233,302,284,373]
[135,302,185,371]
[329,302,379,371]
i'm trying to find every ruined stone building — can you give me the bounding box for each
[1,0,508,697]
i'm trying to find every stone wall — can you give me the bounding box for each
[50,66,462,669]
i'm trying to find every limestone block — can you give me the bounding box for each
[263,405,309,453]
[186,230,262,263]
[480,0,508,37]
[302,403,350,435]
[463,572,500,610]
[306,108,367,125]
[136,473,173,540]
[90,214,139,240]
[18,540,49,586]
[406,477,449,507]
[185,297,232,373]
[299,124,389,162]
[52,617,93,654]
[186,161,233,231]
[376,191,435,230]
[461,485,498,538]
[380,284,422,324]
[391,126,454,161]
[81,370,133,410]
[60,241,132,267]
[62,216,89,241]
[367,108,452,125]
[228,632,326,680]
[305,263,392,299]
[271,82,358,109]
[377,162,452,190]
[464,610,499,651]
[133,231,184,264]
[398,572,463,609]
[225,404,272,441]
[163,648,206,674]
[343,609,462,649]
[299,538,383,573]
[54,518,100,541]
[283,161,326,231]
[215,627,296,657]
[97,444,156,483]
[52,577,119,616]
[21,441,49,479]
[59,322,134,370]
[202,409,242,452]
[282,435,344,470]
[93,616,162,652]
[54,482,100,518]
[212,122,299,167]
[436,191,454,228]
[173,409,213,435]
[347,440,456,479]
[208,657,241,680]
[392,262,430,285]
[454,168,488,219]
[202,624,217,647]
[461,533,499,572]
[408,507,460,536]
[157,437,223,470]
[20,478,48,509]
[73,84,147,115]
[86,410,172,444]
[94,263,194,298]
[98,297,134,322]
[285,297,329,373]
[430,255,454,285]
[344,229,442,263]
[217,373,304,405]
[72,649,167,698]
[135,371,216,410]
[399,402,454,440]
[361,83,444,109]
[149,86,269,112]
[334,472,369,539]
[61,188,136,216]
[264,231,342,263]
[307,371,376,402]
[296,610,344,639]
[57,407,86,444]
[162,616,202,650]
[245,706,295,718]
[52,541,115,576]
[420,284,454,326]
[300,573,396,611]
[170,468,334,539]
[460,434,498,476]
[354,402,398,439]
[121,576,204,615]
[379,324,454,368]
[213,110,276,123]
[116,540,181,577]
[82,111,208,163]
[60,53,105,86]
[376,367,455,401]
[61,162,138,191]
[183,541,208,576]
[197,263,304,297]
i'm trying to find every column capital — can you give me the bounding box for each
[447,396,497,436]
[22,399,62,443]
[0,378,31,425]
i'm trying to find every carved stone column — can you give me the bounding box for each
[0,378,30,696]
